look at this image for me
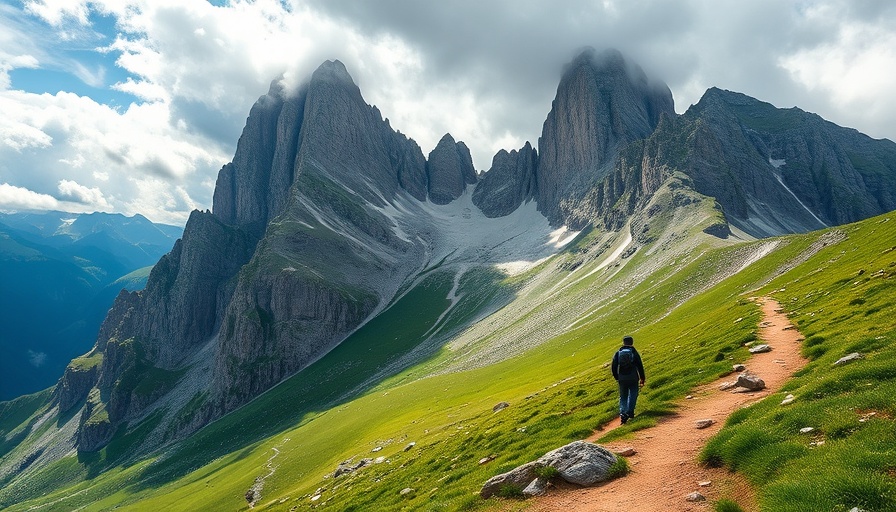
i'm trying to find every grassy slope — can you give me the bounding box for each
[3,213,894,511]
[701,216,896,511]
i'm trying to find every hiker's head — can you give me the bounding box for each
[622,336,634,346]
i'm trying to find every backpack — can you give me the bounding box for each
[617,347,635,373]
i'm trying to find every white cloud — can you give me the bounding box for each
[0,183,59,209]
[2,0,896,227]
[58,178,111,207]
[778,19,896,139]
[0,88,227,225]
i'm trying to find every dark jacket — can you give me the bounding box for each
[612,345,645,382]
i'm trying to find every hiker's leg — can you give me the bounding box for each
[626,382,640,417]
[618,381,629,416]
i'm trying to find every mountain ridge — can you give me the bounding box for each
[1,49,894,508]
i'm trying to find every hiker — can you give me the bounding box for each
[612,335,645,424]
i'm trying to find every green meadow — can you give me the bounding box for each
[1,212,894,511]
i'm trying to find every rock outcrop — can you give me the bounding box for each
[535,48,675,227]
[658,88,896,237]
[426,133,478,204]
[55,60,438,451]
[480,441,618,499]
[473,142,538,217]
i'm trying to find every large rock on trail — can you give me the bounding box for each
[480,441,618,498]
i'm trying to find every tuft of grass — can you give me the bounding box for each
[714,498,745,512]
[496,484,525,499]
[533,465,560,480]
[606,456,630,479]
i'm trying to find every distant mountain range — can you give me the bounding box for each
[0,48,894,509]
[0,211,182,400]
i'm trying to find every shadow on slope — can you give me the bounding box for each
[133,266,513,491]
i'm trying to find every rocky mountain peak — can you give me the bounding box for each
[310,59,355,86]
[425,133,478,204]
[535,47,675,227]
[472,141,538,217]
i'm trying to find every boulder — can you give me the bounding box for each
[480,461,540,499]
[736,373,766,391]
[537,441,618,486]
[480,441,618,498]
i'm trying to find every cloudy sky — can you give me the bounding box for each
[1,0,894,225]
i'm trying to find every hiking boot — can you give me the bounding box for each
[620,413,628,424]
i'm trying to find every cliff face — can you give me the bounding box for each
[426,134,478,204]
[535,48,675,227]
[54,60,435,450]
[636,88,896,237]
[472,142,538,217]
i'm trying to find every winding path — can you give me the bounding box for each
[530,298,808,512]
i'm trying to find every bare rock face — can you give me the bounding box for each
[61,60,432,451]
[426,133,478,204]
[473,142,538,217]
[665,88,896,237]
[535,48,674,227]
[55,356,101,414]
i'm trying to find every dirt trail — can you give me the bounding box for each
[530,298,807,512]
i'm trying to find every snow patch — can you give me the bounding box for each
[386,191,578,276]
[772,174,828,228]
[769,157,786,168]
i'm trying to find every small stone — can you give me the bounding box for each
[719,381,737,391]
[374,456,386,464]
[833,353,864,366]
[372,446,383,452]
[493,402,510,413]
[799,427,815,434]
[404,442,416,452]
[732,364,746,372]
[478,456,494,465]
[781,394,795,405]
[310,495,321,502]
[749,344,772,354]
[686,491,706,502]
[686,395,694,400]
[523,477,548,496]
[614,447,637,457]
[695,419,715,429]
[399,488,415,497]
[698,481,711,487]
[736,373,766,391]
